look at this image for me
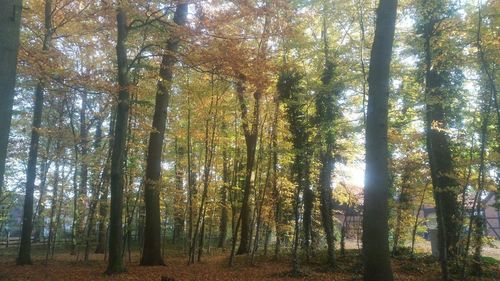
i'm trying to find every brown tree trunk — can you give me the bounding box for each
[106,4,129,274]
[190,86,219,263]
[421,4,462,278]
[17,0,52,265]
[33,138,52,243]
[236,79,261,255]
[84,117,105,261]
[95,109,114,254]
[392,173,411,256]
[172,138,185,244]
[45,139,61,264]
[141,2,187,266]
[316,15,339,264]
[218,149,229,248]
[0,0,22,194]
[361,0,397,280]
[78,92,89,243]
[270,99,282,260]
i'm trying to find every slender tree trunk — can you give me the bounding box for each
[236,80,261,255]
[33,138,52,243]
[251,130,272,265]
[411,182,429,258]
[316,15,339,264]
[141,2,187,266]
[70,135,79,256]
[52,160,68,258]
[206,206,215,254]
[291,172,301,275]
[218,149,229,248]
[392,173,411,256]
[190,87,219,263]
[278,69,312,273]
[95,110,115,254]
[421,5,462,278]
[173,138,185,244]
[106,5,129,274]
[17,0,52,265]
[270,99,282,260]
[469,3,496,276]
[0,0,22,194]
[84,118,104,261]
[186,94,199,262]
[362,0,397,280]
[45,142,60,264]
[78,92,89,244]
[51,158,68,258]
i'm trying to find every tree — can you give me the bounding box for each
[106,2,129,274]
[278,68,312,273]
[17,0,53,265]
[141,2,188,266]
[0,0,22,195]
[362,0,397,280]
[416,1,464,277]
[235,78,261,255]
[315,13,343,263]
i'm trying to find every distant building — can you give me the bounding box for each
[421,191,500,240]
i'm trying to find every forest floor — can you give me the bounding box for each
[0,241,499,281]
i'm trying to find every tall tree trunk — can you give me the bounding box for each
[141,2,188,266]
[278,69,312,273]
[469,3,497,276]
[362,0,397,280]
[69,111,79,256]
[218,149,229,248]
[173,138,185,244]
[392,173,411,256]
[45,140,60,264]
[251,128,272,265]
[236,79,260,255]
[106,4,129,274]
[421,3,462,277]
[52,158,68,258]
[190,87,219,263]
[95,110,115,254]
[316,13,340,264]
[187,96,195,262]
[84,117,104,261]
[0,0,22,194]
[411,182,429,258]
[78,92,89,243]
[270,99,282,260]
[33,138,52,243]
[17,0,52,265]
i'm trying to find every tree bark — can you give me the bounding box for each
[392,173,411,256]
[420,3,462,277]
[316,16,340,263]
[78,92,89,242]
[278,69,312,273]
[17,0,52,265]
[33,138,52,243]
[172,138,185,244]
[218,149,229,248]
[141,2,187,266]
[95,110,114,254]
[270,99,282,260]
[84,117,104,261]
[362,0,397,280]
[106,5,129,274]
[0,0,22,194]
[236,80,261,255]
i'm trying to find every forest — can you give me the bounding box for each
[0,0,498,280]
